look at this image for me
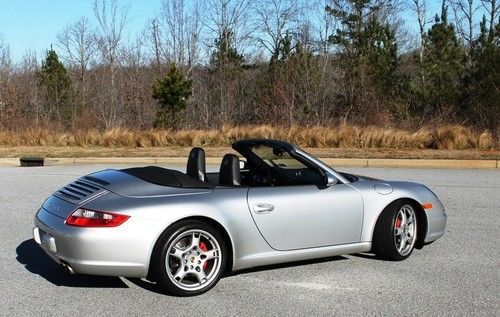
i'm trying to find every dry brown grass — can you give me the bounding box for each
[0,125,496,150]
[1,146,498,160]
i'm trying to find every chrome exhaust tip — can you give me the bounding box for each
[60,261,76,274]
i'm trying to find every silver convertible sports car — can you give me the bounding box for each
[33,139,446,296]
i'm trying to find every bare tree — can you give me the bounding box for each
[0,36,12,91]
[21,50,43,126]
[0,35,11,78]
[159,0,203,74]
[253,0,303,60]
[480,0,499,37]
[145,18,163,74]
[449,0,482,69]
[450,0,477,50]
[205,0,251,125]
[0,36,12,126]
[311,0,337,54]
[93,0,129,128]
[57,17,97,113]
[204,0,251,55]
[412,0,428,86]
[121,37,156,129]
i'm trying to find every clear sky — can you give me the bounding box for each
[0,0,160,62]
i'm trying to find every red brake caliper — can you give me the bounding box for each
[395,218,401,228]
[199,241,208,270]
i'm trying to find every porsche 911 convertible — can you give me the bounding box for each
[33,139,446,296]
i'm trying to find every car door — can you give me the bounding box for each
[247,183,364,251]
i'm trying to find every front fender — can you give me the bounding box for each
[351,181,446,244]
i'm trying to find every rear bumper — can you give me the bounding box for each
[34,207,155,278]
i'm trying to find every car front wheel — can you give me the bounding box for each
[152,220,226,296]
[373,200,418,261]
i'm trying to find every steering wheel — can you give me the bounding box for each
[251,165,274,186]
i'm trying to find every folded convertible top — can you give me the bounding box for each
[121,166,213,189]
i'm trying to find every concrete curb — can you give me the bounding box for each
[0,158,20,167]
[1,157,498,169]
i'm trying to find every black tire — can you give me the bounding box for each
[372,200,418,261]
[151,220,227,296]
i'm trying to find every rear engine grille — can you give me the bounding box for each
[57,180,101,202]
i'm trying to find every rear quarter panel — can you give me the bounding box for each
[82,187,272,272]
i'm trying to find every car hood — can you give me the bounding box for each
[353,174,382,182]
[338,171,382,182]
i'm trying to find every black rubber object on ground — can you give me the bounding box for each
[20,157,44,167]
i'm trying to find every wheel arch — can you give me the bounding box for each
[147,215,234,280]
[372,198,428,251]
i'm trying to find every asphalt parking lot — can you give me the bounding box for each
[0,164,498,316]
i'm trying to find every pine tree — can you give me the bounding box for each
[461,16,500,129]
[210,28,244,68]
[37,49,74,127]
[209,28,245,124]
[421,4,464,118]
[270,32,293,67]
[326,0,402,121]
[366,18,411,120]
[152,63,193,129]
[283,40,319,119]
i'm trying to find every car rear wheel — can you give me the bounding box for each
[152,220,226,296]
[373,200,417,261]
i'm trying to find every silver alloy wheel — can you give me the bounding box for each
[393,204,417,256]
[165,229,222,291]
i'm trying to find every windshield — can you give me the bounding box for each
[249,144,307,169]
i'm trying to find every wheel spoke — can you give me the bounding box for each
[398,236,406,252]
[173,268,188,282]
[400,210,408,227]
[407,234,414,245]
[190,232,201,249]
[406,213,414,226]
[195,269,207,284]
[170,246,184,260]
[394,227,404,236]
[203,249,219,261]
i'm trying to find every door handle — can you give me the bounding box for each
[253,203,275,214]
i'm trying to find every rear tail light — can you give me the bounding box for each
[66,208,130,227]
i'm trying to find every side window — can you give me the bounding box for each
[277,166,325,186]
[248,144,326,187]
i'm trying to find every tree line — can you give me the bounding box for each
[0,0,498,133]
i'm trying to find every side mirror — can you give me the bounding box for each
[239,160,248,170]
[318,173,337,189]
[326,174,338,187]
